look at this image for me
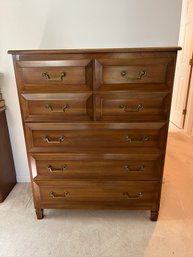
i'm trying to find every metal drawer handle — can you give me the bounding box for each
[49,191,70,198]
[124,165,144,172]
[48,165,67,173]
[126,135,149,143]
[123,192,143,200]
[42,135,65,144]
[121,70,146,80]
[42,72,66,81]
[120,103,143,112]
[45,104,69,113]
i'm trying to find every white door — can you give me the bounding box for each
[170,0,193,128]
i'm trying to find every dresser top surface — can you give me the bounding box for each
[8,47,181,55]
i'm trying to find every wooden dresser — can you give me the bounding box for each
[0,92,16,202]
[9,47,180,220]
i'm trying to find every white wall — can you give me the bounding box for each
[0,0,182,182]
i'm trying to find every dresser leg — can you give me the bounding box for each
[150,210,159,221]
[35,209,44,219]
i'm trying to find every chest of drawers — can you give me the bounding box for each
[9,47,180,220]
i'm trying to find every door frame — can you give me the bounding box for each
[184,58,193,136]
[170,0,193,133]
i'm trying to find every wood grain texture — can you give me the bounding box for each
[21,92,93,121]
[32,157,162,180]
[36,180,160,209]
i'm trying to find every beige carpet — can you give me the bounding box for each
[0,131,193,257]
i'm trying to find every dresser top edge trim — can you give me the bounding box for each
[8,47,182,55]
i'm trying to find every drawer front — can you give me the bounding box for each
[95,92,169,121]
[21,93,93,121]
[26,123,166,152]
[36,180,160,207]
[31,156,162,180]
[95,57,175,90]
[17,59,93,91]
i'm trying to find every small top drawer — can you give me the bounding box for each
[95,56,175,90]
[95,91,169,122]
[16,59,93,91]
[20,93,93,122]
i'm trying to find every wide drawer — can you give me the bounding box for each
[95,91,169,121]
[30,153,162,180]
[25,122,166,152]
[35,180,160,208]
[16,59,93,91]
[21,93,93,121]
[95,57,175,90]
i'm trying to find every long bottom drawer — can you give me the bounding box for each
[35,180,160,208]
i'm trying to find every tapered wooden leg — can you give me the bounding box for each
[150,210,159,221]
[35,209,44,219]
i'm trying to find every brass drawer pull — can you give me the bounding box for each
[42,135,65,144]
[123,192,143,200]
[124,165,144,172]
[120,103,143,112]
[42,72,66,81]
[45,104,69,113]
[126,135,149,143]
[121,70,146,80]
[47,165,67,173]
[49,191,70,198]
